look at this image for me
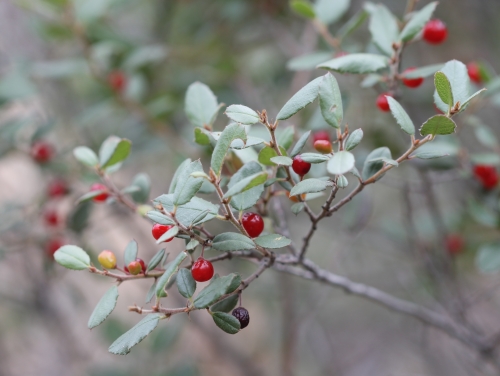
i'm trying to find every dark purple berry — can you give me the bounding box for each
[232,307,250,329]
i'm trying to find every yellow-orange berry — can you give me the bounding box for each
[98,250,117,269]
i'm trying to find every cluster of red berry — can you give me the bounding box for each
[473,165,499,190]
[108,71,127,93]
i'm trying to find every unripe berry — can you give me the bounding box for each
[312,130,331,144]
[313,140,332,154]
[127,260,142,275]
[48,179,68,198]
[45,238,64,258]
[191,257,214,282]
[445,234,464,256]
[232,307,250,329]
[152,224,175,242]
[241,212,264,238]
[98,250,117,269]
[422,19,448,45]
[401,67,424,88]
[108,70,126,93]
[467,62,482,84]
[376,93,391,112]
[90,183,109,203]
[292,155,311,176]
[43,208,60,227]
[135,258,146,273]
[31,140,55,163]
[473,165,499,190]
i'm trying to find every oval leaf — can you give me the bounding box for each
[74,146,98,167]
[434,71,454,110]
[146,211,176,225]
[176,268,196,299]
[254,234,291,249]
[99,136,131,169]
[345,129,363,151]
[362,147,391,180]
[185,82,219,128]
[327,151,355,175]
[277,77,322,120]
[299,153,330,163]
[318,53,389,74]
[194,273,242,309]
[108,314,161,355]
[156,226,179,244]
[212,233,255,252]
[225,105,260,125]
[223,172,267,199]
[156,251,187,296]
[270,156,293,166]
[173,159,204,206]
[420,115,457,136]
[290,178,329,196]
[88,286,119,329]
[399,2,437,42]
[54,245,90,270]
[433,60,470,113]
[211,123,247,176]
[210,295,239,313]
[386,97,415,135]
[212,312,241,334]
[146,248,165,273]
[290,130,311,158]
[319,73,343,128]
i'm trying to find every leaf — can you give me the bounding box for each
[212,312,240,334]
[345,129,363,151]
[459,88,487,112]
[474,124,498,148]
[290,0,315,18]
[319,73,343,128]
[185,82,219,128]
[156,226,179,244]
[154,195,219,227]
[108,314,161,355]
[386,97,415,135]
[76,190,106,204]
[169,159,192,194]
[368,157,398,166]
[228,161,265,211]
[73,146,98,167]
[194,273,242,309]
[277,127,295,150]
[99,136,131,169]
[420,115,457,136]
[254,234,291,249]
[318,53,389,74]
[327,151,355,175]
[366,4,400,56]
[411,152,449,159]
[476,243,500,273]
[146,249,165,273]
[88,286,119,329]
[225,105,260,125]
[212,233,255,252]
[277,77,323,120]
[433,60,471,113]
[291,202,305,215]
[399,2,438,42]
[146,211,176,225]
[224,172,267,199]
[434,72,454,110]
[337,175,348,188]
[290,131,311,157]
[173,160,204,206]
[337,9,369,39]
[176,268,196,299]
[194,127,216,146]
[299,153,330,163]
[186,239,199,251]
[210,295,239,313]
[314,0,350,25]
[211,123,247,176]
[130,173,151,204]
[54,245,90,270]
[401,63,444,78]
[66,201,92,233]
[362,147,391,180]
[156,251,187,297]
[290,178,329,196]
[123,240,138,267]
[287,52,332,71]
[258,147,278,166]
[270,156,293,166]
[146,281,157,304]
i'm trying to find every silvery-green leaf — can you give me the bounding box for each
[99,136,131,168]
[290,178,329,196]
[433,60,470,113]
[74,146,99,167]
[287,52,332,71]
[124,240,138,266]
[211,123,247,176]
[212,312,241,334]
[344,129,363,151]
[173,160,204,206]
[108,314,161,355]
[176,268,196,299]
[362,147,391,180]
[300,153,330,163]
[366,4,399,56]
[156,251,187,296]
[271,156,293,166]
[327,151,355,175]
[212,233,255,252]
[194,274,242,308]
[146,211,176,225]
[319,73,343,128]
[254,234,291,249]
[223,172,267,199]
[277,77,323,120]
[228,161,265,211]
[54,245,90,270]
[88,286,119,329]
[185,82,219,128]
[225,105,260,125]
[290,131,311,157]
[156,226,179,244]
[318,53,389,74]
[314,0,350,25]
[386,97,415,135]
[399,2,437,42]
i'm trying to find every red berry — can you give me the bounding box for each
[401,67,424,88]
[335,51,348,58]
[376,93,391,112]
[30,140,54,163]
[241,212,264,238]
[313,140,333,154]
[152,224,175,242]
[446,234,464,256]
[90,183,109,202]
[45,238,65,258]
[191,257,214,282]
[108,71,126,92]
[232,307,250,329]
[467,62,482,84]
[292,155,311,176]
[422,19,448,44]
[48,179,68,198]
[135,258,146,272]
[43,208,59,227]
[312,130,331,144]
[473,165,499,190]
[127,261,143,275]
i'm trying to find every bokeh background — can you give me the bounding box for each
[1,0,500,375]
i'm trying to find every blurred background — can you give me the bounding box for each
[1,0,500,375]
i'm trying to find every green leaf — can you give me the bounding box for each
[169,159,191,194]
[337,9,369,39]
[67,201,92,233]
[129,173,150,204]
[212,233,255,252]
[345,129,363,151]
[327,151,355,175]
[290,178,329,196]
[156,226,179,244]
[54,245,90,270]
[194,127,216,146]
[401,63,444,79]
[212,312,240,334]
[287,52,332,71]
[473,123,498,148]
[277,77,322,120]
[362,147,391,180]
[420,115,457,136]
[176,268,196,299]
[211,123,247,176]
[386,97,415,135]
[318,53,389,74]
[368,157,398,166]
[254,234,291,249]
[411,152,449,159]
[108,314,161,355]
[319,73,343,128]
[399,2,437,42]
[146,211,176,225]
[146,249,165,273]
[124,240,138,266]
[290,0,315,18]
[88,286,119,329]
[224,172,267,199]
[194,273,242,309]
[476,243,500,273]
[366,4,399,56]
[186,239,199,251]
[460,88,487,112]
[154,195,219,227]
[146,281,157,304]
[228,161,265,211]
[314,0,350,25]
[258,147,278,166]
[277,127,295,150]
[433,60,470,113]
[299,153,330,163]
[290,131,311,157]
[76,190,105,204]
[210,295,239,313]
[156,251,188,297]
[271,156,293,166]
[173,160,204,206]
[291,202,305,215]
[99,136,131,169]
[434,72,454,110]
[225,105,260,125]
[470,153,500,165]
[73,146,98,167]
[185,82,219,128]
